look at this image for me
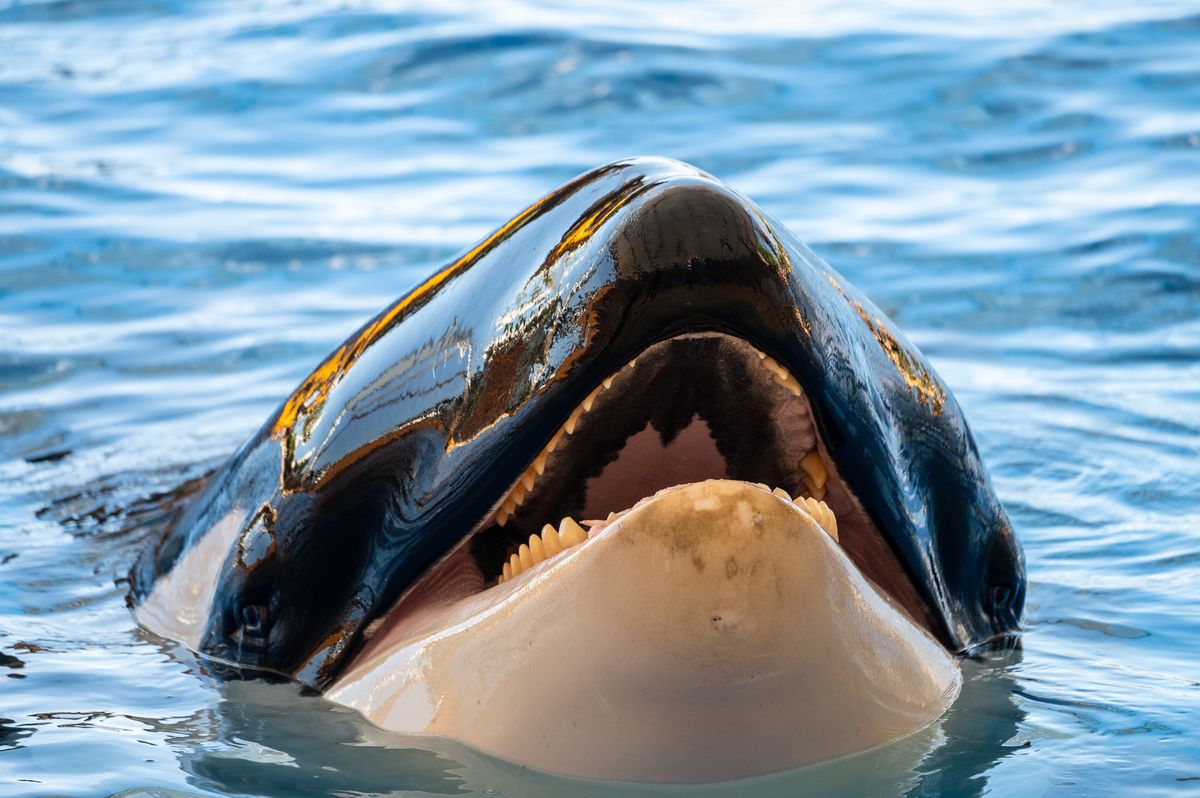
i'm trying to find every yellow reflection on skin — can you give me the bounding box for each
[542,177,654,268]
[273,213,537,440]
[826,275,945,415]
[296,625,356,687]
[271,169,615,443]
[853,303,946,415]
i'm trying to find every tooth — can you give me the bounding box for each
[529,533,546,565]
[800,451,827,499]
[794,496,838,542]
[533,451,548,476]
[627,356,638,369]
[510,482,527,506]
[497,517,596,586]
[495,497,516,527]
[775,372,803,397]
[547,428,565,452]
[606,511,617,522]
[825,509,838,539]
[582,386,601,412]
[564,406,583,435]
[559,517,587,547]
[602,375,614,389]
[772,487,791,501]
[800,451,826,486]
[521,468,536,491]
[761,355,788,380]
[541,524,564,555]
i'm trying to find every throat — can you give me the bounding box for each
[582,417,727,520]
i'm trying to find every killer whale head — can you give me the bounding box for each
[132,156,1023,703]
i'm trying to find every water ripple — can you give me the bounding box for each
[2,1,1200,796]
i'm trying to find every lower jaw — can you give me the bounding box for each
[327,479,960,783]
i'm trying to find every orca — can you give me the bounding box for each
[133,157,1024,782]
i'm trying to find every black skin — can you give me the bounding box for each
[131,157,1025,689]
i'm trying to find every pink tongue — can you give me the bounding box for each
[580,416,728,520]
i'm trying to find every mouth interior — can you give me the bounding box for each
[358,333,938,657]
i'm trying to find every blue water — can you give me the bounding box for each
[2,1,1199,795]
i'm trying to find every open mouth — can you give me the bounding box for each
[356,332,939,658]
[131,157,1016,784]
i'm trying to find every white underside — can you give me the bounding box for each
[327,479,960,783]
[135,508,246,649]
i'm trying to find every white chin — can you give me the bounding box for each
[327,479,960,784]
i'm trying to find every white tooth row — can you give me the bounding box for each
[496,486,840,586]
[749,347,828,500]
[493,348,823,529]
[753,348,803,397]
[497,517,589,584]
[492,358,638,528]
[766,485,839,542]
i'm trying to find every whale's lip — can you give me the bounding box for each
[353,332,941,664]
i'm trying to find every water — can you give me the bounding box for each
[2,1,1199,795]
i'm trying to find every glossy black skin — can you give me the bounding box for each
[132,157,1025,688]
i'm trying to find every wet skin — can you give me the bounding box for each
[131,157,1024,693]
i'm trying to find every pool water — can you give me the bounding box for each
[2,1,1199,795]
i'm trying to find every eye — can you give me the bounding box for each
[238,603,268,638]
[983,527,1022,620]
[988,583,1013,611]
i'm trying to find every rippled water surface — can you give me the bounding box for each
[3,1,1200,795]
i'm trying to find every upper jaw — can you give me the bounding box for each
[328,479,961,783]
[478,332,829,553]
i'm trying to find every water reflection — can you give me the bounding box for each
[0,650,34,750]
[906,648,1028,797]
[0,717,35,751]
[149,649,1029,798]
[177,681,467,797]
